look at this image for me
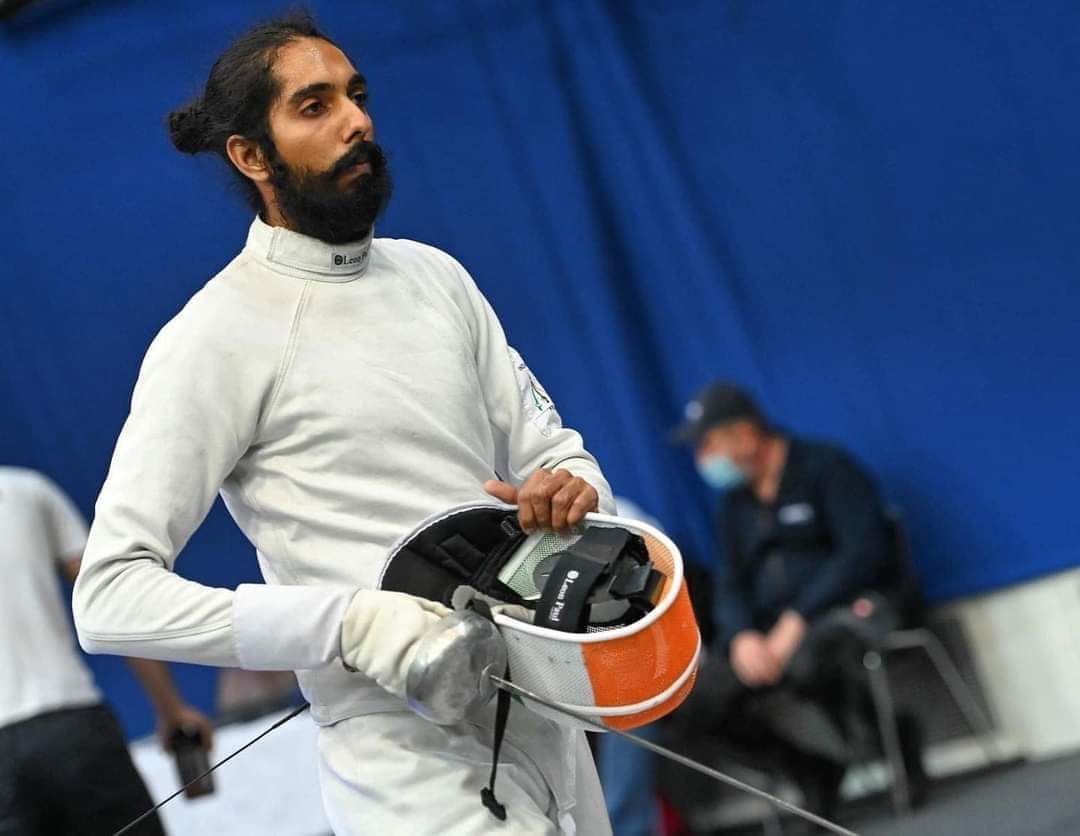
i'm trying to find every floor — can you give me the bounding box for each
[714,755,1080,836]
[845,754,1080,836]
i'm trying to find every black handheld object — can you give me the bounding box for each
[170,724,215,799]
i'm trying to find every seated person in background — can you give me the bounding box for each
[668,382,924,817]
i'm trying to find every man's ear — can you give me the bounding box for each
[226,134,271,183]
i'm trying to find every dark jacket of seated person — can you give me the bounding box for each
[712,436,888,649]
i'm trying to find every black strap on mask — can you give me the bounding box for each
[533,527,663,632]
[467,596,510,821]
[380,509,527,607]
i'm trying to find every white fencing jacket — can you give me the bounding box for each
[74,217,613,726]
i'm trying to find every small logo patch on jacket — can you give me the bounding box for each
[777,503,815,525]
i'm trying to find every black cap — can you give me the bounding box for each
[670,382,766,445]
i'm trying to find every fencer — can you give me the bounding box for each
[72,11,616,835]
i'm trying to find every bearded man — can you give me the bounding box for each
[74,13,614,835]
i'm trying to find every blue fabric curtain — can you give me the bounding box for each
[2,0,1078,737]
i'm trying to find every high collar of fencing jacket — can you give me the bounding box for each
[244,214,374,282]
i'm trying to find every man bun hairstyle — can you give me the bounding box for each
[166,11,338,211]
[167,103,211,155]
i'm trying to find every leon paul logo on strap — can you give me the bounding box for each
[546,569,581,626]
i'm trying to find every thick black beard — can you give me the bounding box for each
[267,140,393,245]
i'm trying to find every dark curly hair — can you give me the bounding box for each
[167,12,339,212]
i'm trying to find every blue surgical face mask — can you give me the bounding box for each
[696,454,746,491]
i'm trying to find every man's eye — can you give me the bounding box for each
[352,92,368,108]
[302,101,324,116]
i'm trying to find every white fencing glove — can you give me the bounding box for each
[339,589,451,699]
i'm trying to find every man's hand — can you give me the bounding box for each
[484,468,599,533]
[764,610,808,672]
[730,630,782,688]
[126,657,214,752]
[158,704,214,753]
[339,590,451,699]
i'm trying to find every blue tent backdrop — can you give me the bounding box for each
[2,0,1078,738]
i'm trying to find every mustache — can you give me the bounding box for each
[327,141,386,180]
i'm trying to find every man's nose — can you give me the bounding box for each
[342,99,373,144]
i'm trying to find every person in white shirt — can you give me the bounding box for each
[0,467,212,836]
[73,12,614,835]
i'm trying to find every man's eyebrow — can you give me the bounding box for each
[288,81,334,107]
[286,74,367,107]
